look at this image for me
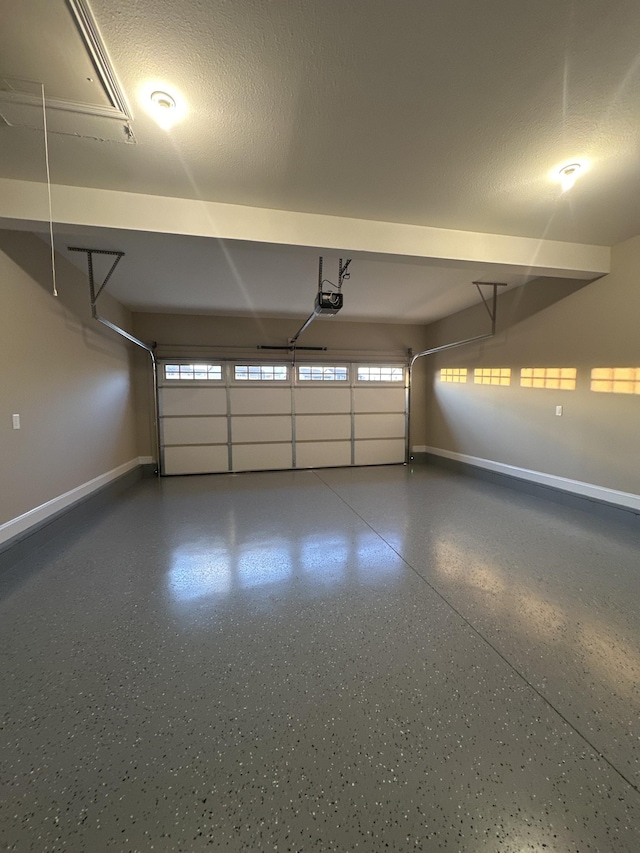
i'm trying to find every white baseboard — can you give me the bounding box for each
[0,457,150,546]
[417,446,640,512]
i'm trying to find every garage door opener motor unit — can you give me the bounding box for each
[315,290,343,314]
[314,256,350,314]
[288,256,351,347]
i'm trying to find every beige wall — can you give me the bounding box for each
[0,231,139,528]
[132,312,430,456]
[423,234,640,495]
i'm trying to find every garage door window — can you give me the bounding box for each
[164,364,222,380]
[234,365,288,381]
[298,365,348,381]
[357,366,404,382]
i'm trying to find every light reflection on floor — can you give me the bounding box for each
[167,529,404,602]
[237,538,293,589]
[167,544,232,601]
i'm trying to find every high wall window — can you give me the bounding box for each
[164,364,222,380]
[474,368,511,386]
[520,368,577,390]
[591,368,640,395]
[234,365,288,381]
[357,366,404,382]
[298,365,348,381]
[440,368,468,383]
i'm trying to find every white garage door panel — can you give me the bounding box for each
[230,388,291,415]
[160,387,227,416]
[353,387,405,413]
[295,414,351,441]
[232,415,292,443]
[159,361,407,474]
[162,417,227,445]
[296,441,352,468]
[164,445,229,475]
[233,443,293,471]
[294,387,351,414]
[355,412,405,439]
[355,439,405,465]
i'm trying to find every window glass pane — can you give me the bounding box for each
[298,365,349,381]
[357,365,404,382]
[164,364,221,381]
[234,365,288,381]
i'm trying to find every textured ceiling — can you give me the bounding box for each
[1,0,638,321]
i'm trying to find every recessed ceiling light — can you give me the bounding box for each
[558,162,583,193]
[140,82,186,129]
[150,90,176,111]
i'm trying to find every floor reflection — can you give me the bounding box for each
[300,534,348,584]
[430,535,640,699]
[167,528,405,604]
[168,543,232,602]
[237,538,292,588]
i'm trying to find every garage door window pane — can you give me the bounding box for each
[357,366,404,382]
[235,365,288,381]
[164,364,222,380]
[299,365,348,381]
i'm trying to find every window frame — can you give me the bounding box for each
[297,364,350,383]
[162,363,223,382]
[355,365,405,384]
[232,364,290,382]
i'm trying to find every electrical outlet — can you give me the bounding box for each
[12,413,20,429]
[555,405,563,417]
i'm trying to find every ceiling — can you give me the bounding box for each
[2,0,638,323]
[49,228,537,324]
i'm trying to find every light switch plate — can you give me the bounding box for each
[12,413,20,429]
[555,405,563,417]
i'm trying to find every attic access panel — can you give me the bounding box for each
[0,0,132,140]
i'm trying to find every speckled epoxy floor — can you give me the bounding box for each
[1,466,639,852]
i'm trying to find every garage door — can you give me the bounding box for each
[159,361,406,475]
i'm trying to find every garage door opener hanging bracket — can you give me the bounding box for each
[68,246,161,475]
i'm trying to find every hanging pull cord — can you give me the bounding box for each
[41,83,57,297]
